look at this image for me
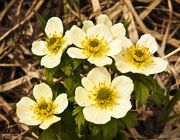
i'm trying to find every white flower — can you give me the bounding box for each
[82,14,126,39]
[75,67,134,124]
[67,24,122,66]
[113,34,168,75]
[32,17,70,68]
[16,83,68,130]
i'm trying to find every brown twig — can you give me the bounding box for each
[0,0,44,42]
[0,0,16,22]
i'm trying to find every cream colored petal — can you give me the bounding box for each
[111,76,134,98]
[82,20,94,32]
[67,47,87,59]
[111,23,126,39]
[63,30,72,47]
[75,86,92,107]
[16,97,41,125]
[109,99,131,118]
[68,25,86,48]
[33,83,52,101]
[32,40,47,56]
[136,34,158,54]
[144,57,168,75]
[39,115,61,130]
[120,36,133,48]
[53,93,68,114]
[108,39,122,56]
[86,67,111,87]
[87,24,113,42]
[41,54,61,68]
[114,52,137,73]
[83,106,111,124]
[45,17,63,36]
[81,77,95,91]
[97,14,112,27]
[88,56,112,66]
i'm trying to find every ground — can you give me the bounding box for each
[0,0,180,139]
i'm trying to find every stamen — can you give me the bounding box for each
[45,34,65,54]
[33,97,56,121]
[90,83,119,109]
[81,35,109,58]
[127,45,154,68]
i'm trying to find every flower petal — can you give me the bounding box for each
[144,57,168,75]
[53,93,68,114]
[45,17,63,36]
[68,25,86,48]
[86,67,111,87]
[33,83,52,101]
[67,47,87,59]
[114,52,137,73]
[32,40,47,56]
[121,36,133,48]
[64,30,72,46]
[88,56,112,66]
[111,23,126,39]
[39,115,61,130]
[81,77,95,91]
[108,39,122,56]
[111,76,134,99]
[41,54,61,68]
[109,99,132,118]
[87,24,113,42]
[75,86,91,107]
[16,97,41,125]
[97,14,112,27]
[82,20,94,32]
[136,34,158,54]
[83,106,111,124]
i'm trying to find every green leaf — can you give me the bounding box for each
[151,86,165,106]
[134,81,149,107]
[121,111,138,128]
[45,68,57,85]
[75,110,85,130]
[64,75,81,96]
[72,59,84,70]
[39,126,57,140]
[73,106,83,116]
[159,90,180,122]
[166,90,180,115]
[116,131,128,140]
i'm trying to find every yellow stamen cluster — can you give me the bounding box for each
[81,35,109,58]
[90,83,119,109]
[45,34,65,54]
[33,97,57,121]
[127,45,153,68]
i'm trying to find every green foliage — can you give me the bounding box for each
[73,106,85,130]
[129,73,165,107]
[121,111,138,128]
[88,111,137,138]
[159,90,180,122]
[39,126,58,140]
[45,68,57,86]
[64,75,81,97]
[60,54,83,76]
[134,81,149,107]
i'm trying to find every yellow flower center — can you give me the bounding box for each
[90,83,119,109]
[45,34,65,54]
[33,97,57,121]
[127,45,153,68]
[81,35,109,58]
